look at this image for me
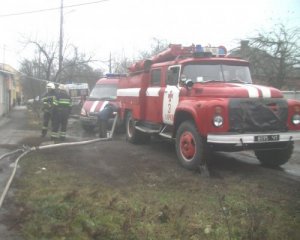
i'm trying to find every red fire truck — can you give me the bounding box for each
[117,44,300,170]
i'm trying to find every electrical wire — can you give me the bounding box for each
[0,0,109,18]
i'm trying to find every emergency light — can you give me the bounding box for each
[105,73,127,78]
[195,44,227,57]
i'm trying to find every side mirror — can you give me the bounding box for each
[180,75,194,89]
[186,79,194,88]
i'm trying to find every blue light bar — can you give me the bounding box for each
[195,44,203,53]
[105,73,127,78]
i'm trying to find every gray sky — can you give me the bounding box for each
[0,0,299,72]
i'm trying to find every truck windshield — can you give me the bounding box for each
[89,84,117,100]
[182,64,252,84]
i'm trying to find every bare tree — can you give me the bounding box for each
[19,59,45,100]
[112,38,169,74]
[112,56,134,74]
[19,39,103,99]
[248,24,300,88]
[138,38,169,59]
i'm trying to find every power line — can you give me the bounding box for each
[0,0,109,18]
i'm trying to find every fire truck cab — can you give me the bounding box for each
[117,44,300,170]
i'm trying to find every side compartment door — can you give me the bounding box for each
[163,66,181,125]
[145,68,163,122]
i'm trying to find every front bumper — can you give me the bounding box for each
[79,115,98,127]
[207,131,300,145]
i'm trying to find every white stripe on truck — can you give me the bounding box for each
[90,101,99,112]
[117,88,140,97]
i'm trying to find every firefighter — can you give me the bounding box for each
[97,103,118,138]
[51,84,72,141]
[41,82,57,137]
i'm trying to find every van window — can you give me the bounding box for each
[89,84,117,100]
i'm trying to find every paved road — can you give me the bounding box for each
[0,106,39,240]
[220,146,300,180]
[0,106,38,194]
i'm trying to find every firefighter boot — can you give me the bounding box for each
[41,129,47,137]
[60,132,66,141]
[99,120,108,138]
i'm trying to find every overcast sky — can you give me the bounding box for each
[0,0,299,72]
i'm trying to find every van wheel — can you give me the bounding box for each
[176,120,209,170]
[81,124,95,133]
[254,142,293,167]
[125,112,150,144]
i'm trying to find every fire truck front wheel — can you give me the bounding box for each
[125,112,150,144]
[254,142,293,167]
[176,121,209,170]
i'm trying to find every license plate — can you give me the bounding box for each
[254,134,280,142]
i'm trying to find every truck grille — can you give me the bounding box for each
[229,98,288,133]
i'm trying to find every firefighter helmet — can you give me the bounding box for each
[46,82,55,89]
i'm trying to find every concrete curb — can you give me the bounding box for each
[0,106,27,128]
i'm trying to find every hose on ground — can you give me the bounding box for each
[0,149,24,161]
[0,149,31,208]
[0,113,118,209]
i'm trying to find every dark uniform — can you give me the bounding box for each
[97,103,118,138]
[51,86,72,141]
[41,87,57,137]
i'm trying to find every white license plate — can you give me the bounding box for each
[254,135,280,142]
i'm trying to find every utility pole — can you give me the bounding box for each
[109,52,112,73]
[58,0,64,82]
[2,45,5,70]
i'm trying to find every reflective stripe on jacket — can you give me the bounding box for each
[57,91,72,108]
[58,98,71,107]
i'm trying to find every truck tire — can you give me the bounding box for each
[176,120,209,170]
[254,142,294,167]
[125,112,150,143]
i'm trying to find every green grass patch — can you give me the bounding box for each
[11,153,300,240]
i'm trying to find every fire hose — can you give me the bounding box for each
[0,113,118,209]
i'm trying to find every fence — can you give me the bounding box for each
[282,91,300,100]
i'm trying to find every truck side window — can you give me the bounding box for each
[167,67,179,85]
[151,69,161,86]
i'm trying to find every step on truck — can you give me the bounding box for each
[117,44,300,170]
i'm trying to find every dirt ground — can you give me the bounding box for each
[11,115,300,197]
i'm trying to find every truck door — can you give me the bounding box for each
[145,68,164,122]
[163,65,181,125]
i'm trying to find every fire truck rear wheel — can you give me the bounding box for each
[176,120,208,170]
[254,142,293,167]
[125,112,150,144]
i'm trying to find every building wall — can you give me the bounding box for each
[0,64,22,115]
[0,73,9,116]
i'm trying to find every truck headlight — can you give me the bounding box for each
[80,108,87,116]
[213,115,224,127]
[292,114,300,125]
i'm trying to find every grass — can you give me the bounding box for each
[10,152,300,240]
